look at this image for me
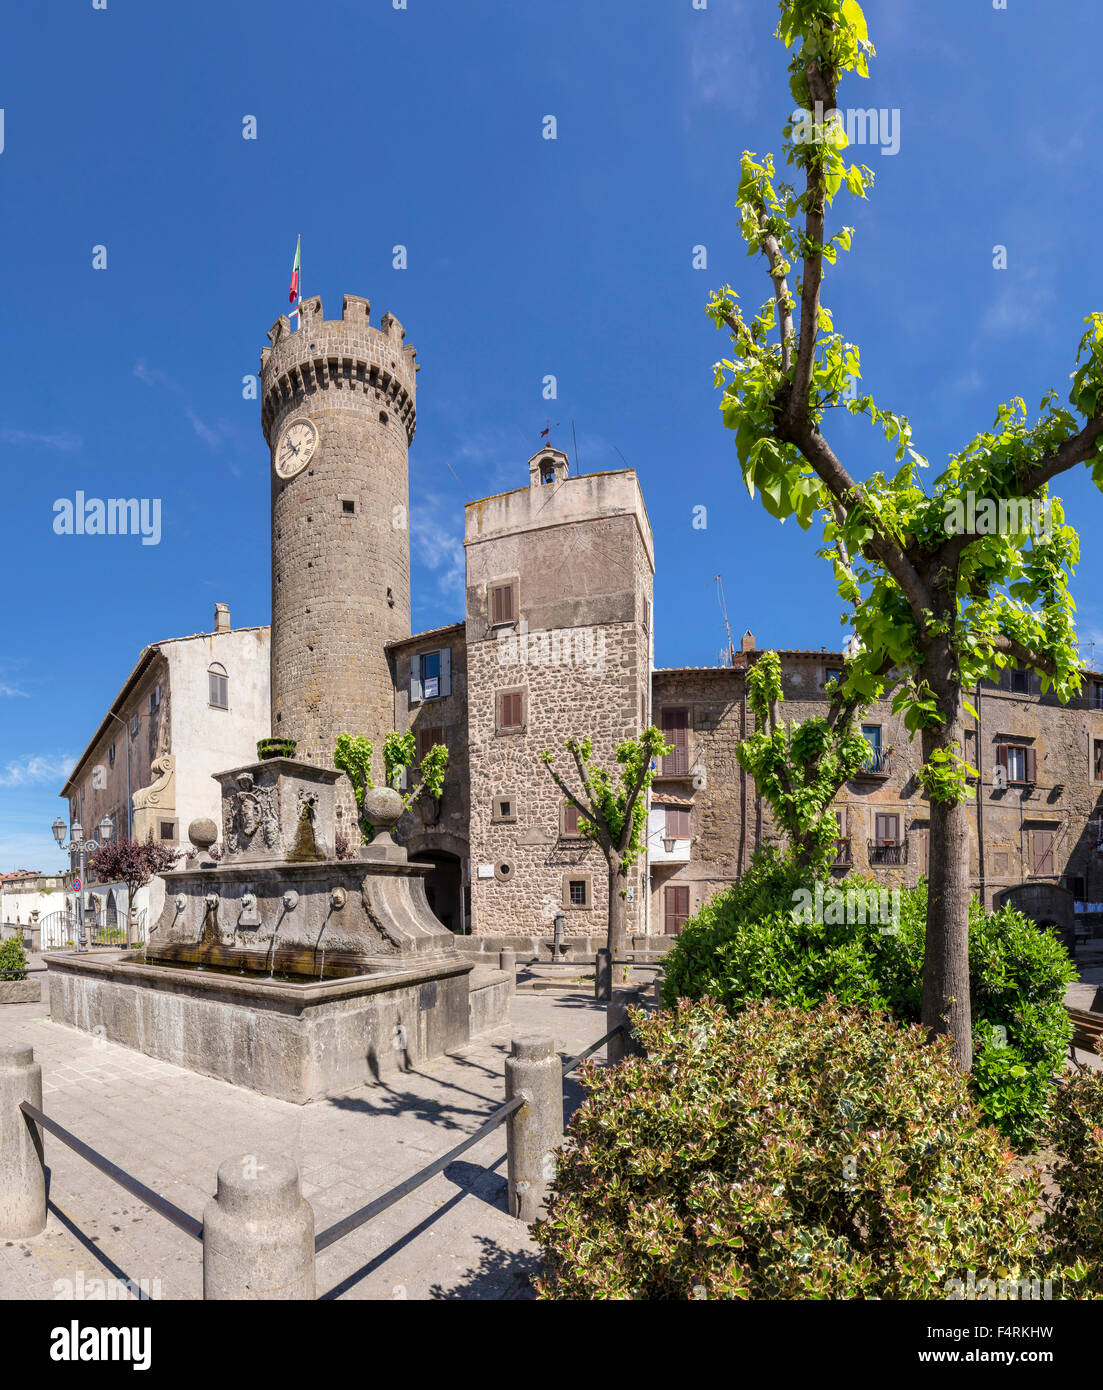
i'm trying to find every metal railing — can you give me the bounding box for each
[868,840,908,866]
[0,985,655,1299]
[19,1100,202,1241]
[858,749,892,776]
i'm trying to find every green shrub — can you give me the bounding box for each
[660,850,1075,1149]
[536,998,1050,1299]
[1046,1070,1103,1297]
[0,937,28,980]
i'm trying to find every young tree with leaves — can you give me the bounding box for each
[738,649,872,871]
[334,730,449,844]
[88,834,181,947]
[708,0,1101,1068]
[540,727,671,957]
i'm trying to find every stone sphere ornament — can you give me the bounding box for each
[188,818,219,854]
[362,787,404,838]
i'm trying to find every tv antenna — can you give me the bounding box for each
[711,575,736,666]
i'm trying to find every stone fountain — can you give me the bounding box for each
[45,758,509,1102]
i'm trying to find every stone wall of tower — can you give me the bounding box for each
[260,295,416,823]
[463,458,655,938]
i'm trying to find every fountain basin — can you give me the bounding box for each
[44,754,513,1099]
[45,950,479,1103]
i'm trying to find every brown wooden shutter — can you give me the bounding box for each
[875,813,898,844]
[665,807,690,838]
[563,803,580,834]
[499,692,522,729]
[417,726,443,761]
[1025,747,1036,783]
[664,885,690,934]
[661,708,689,774]
[490,584,515,624]
[1032,828,1055,875]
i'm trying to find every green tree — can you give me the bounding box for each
[334,730,449,844]
[737,649,872,871]
[707,0,1099,1068]
[540,727,671,956]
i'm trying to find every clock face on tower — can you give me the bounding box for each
[274,419,319,480]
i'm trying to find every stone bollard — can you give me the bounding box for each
[652,972,664,1006]
[607,999,644,1064]
[505,1037,563,1224]
[0,1044,46,1239]
[202,1155,315,1300]
[606,999,629,1065]
[594,948,612,1001]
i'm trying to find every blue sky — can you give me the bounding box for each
[1,0,1100,872]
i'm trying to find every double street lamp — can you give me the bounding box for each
[51,815,113,953]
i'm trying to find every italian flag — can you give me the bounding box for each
[288,236,301,304]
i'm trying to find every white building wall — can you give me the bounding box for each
[165,626,271,842]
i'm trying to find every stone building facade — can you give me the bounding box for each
[55,293,1103,951]
[462,452,654,942]
[60,607,270,874]
[648,642,1103,933]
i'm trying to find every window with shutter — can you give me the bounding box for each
[208,664,228,709]
[664,807,691,839]
[417,726,444,762]
[874,813,899,845]
[497,690,524,732]
[664,885,690,934]
[1031,828,1055,876]
[422,650,441,699]
[1001,743,1032,782]
[562,803,582,835]
[1095,740,1103,782]
[489,583,516,625]
[660,708,690,775]
[410,654,423,704]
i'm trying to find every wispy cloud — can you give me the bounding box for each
[134,360,222,448]
[1027,130,1085,169]
[0,753,75,788]
[978,268,1058,340]
[0,681,28,698]
[684,0,762,119]
[0,427,82,452]
[411,495,465,597]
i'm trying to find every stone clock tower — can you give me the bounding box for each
[260,294,417,821]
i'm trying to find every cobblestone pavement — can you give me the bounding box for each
[0,978,610,1302]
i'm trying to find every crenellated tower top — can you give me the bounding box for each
[260,294,418,447]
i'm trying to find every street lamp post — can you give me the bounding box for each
[52,815,112,953]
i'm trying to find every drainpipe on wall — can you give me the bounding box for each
[975,680,986,910]
[739,671,748,876]
[106,709,132,838]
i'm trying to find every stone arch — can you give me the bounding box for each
[406,832,468,935]
[996,882,1076,956]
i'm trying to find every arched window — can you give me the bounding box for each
[208,662,229,709]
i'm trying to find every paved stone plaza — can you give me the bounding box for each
[0,970,609,1302]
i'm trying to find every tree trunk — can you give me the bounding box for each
[920,684,973,1072]
[606,856,628,959]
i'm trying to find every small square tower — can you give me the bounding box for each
[463,455,655,945]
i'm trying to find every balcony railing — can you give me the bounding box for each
[868,839,908,866]
[856,749,892,778]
